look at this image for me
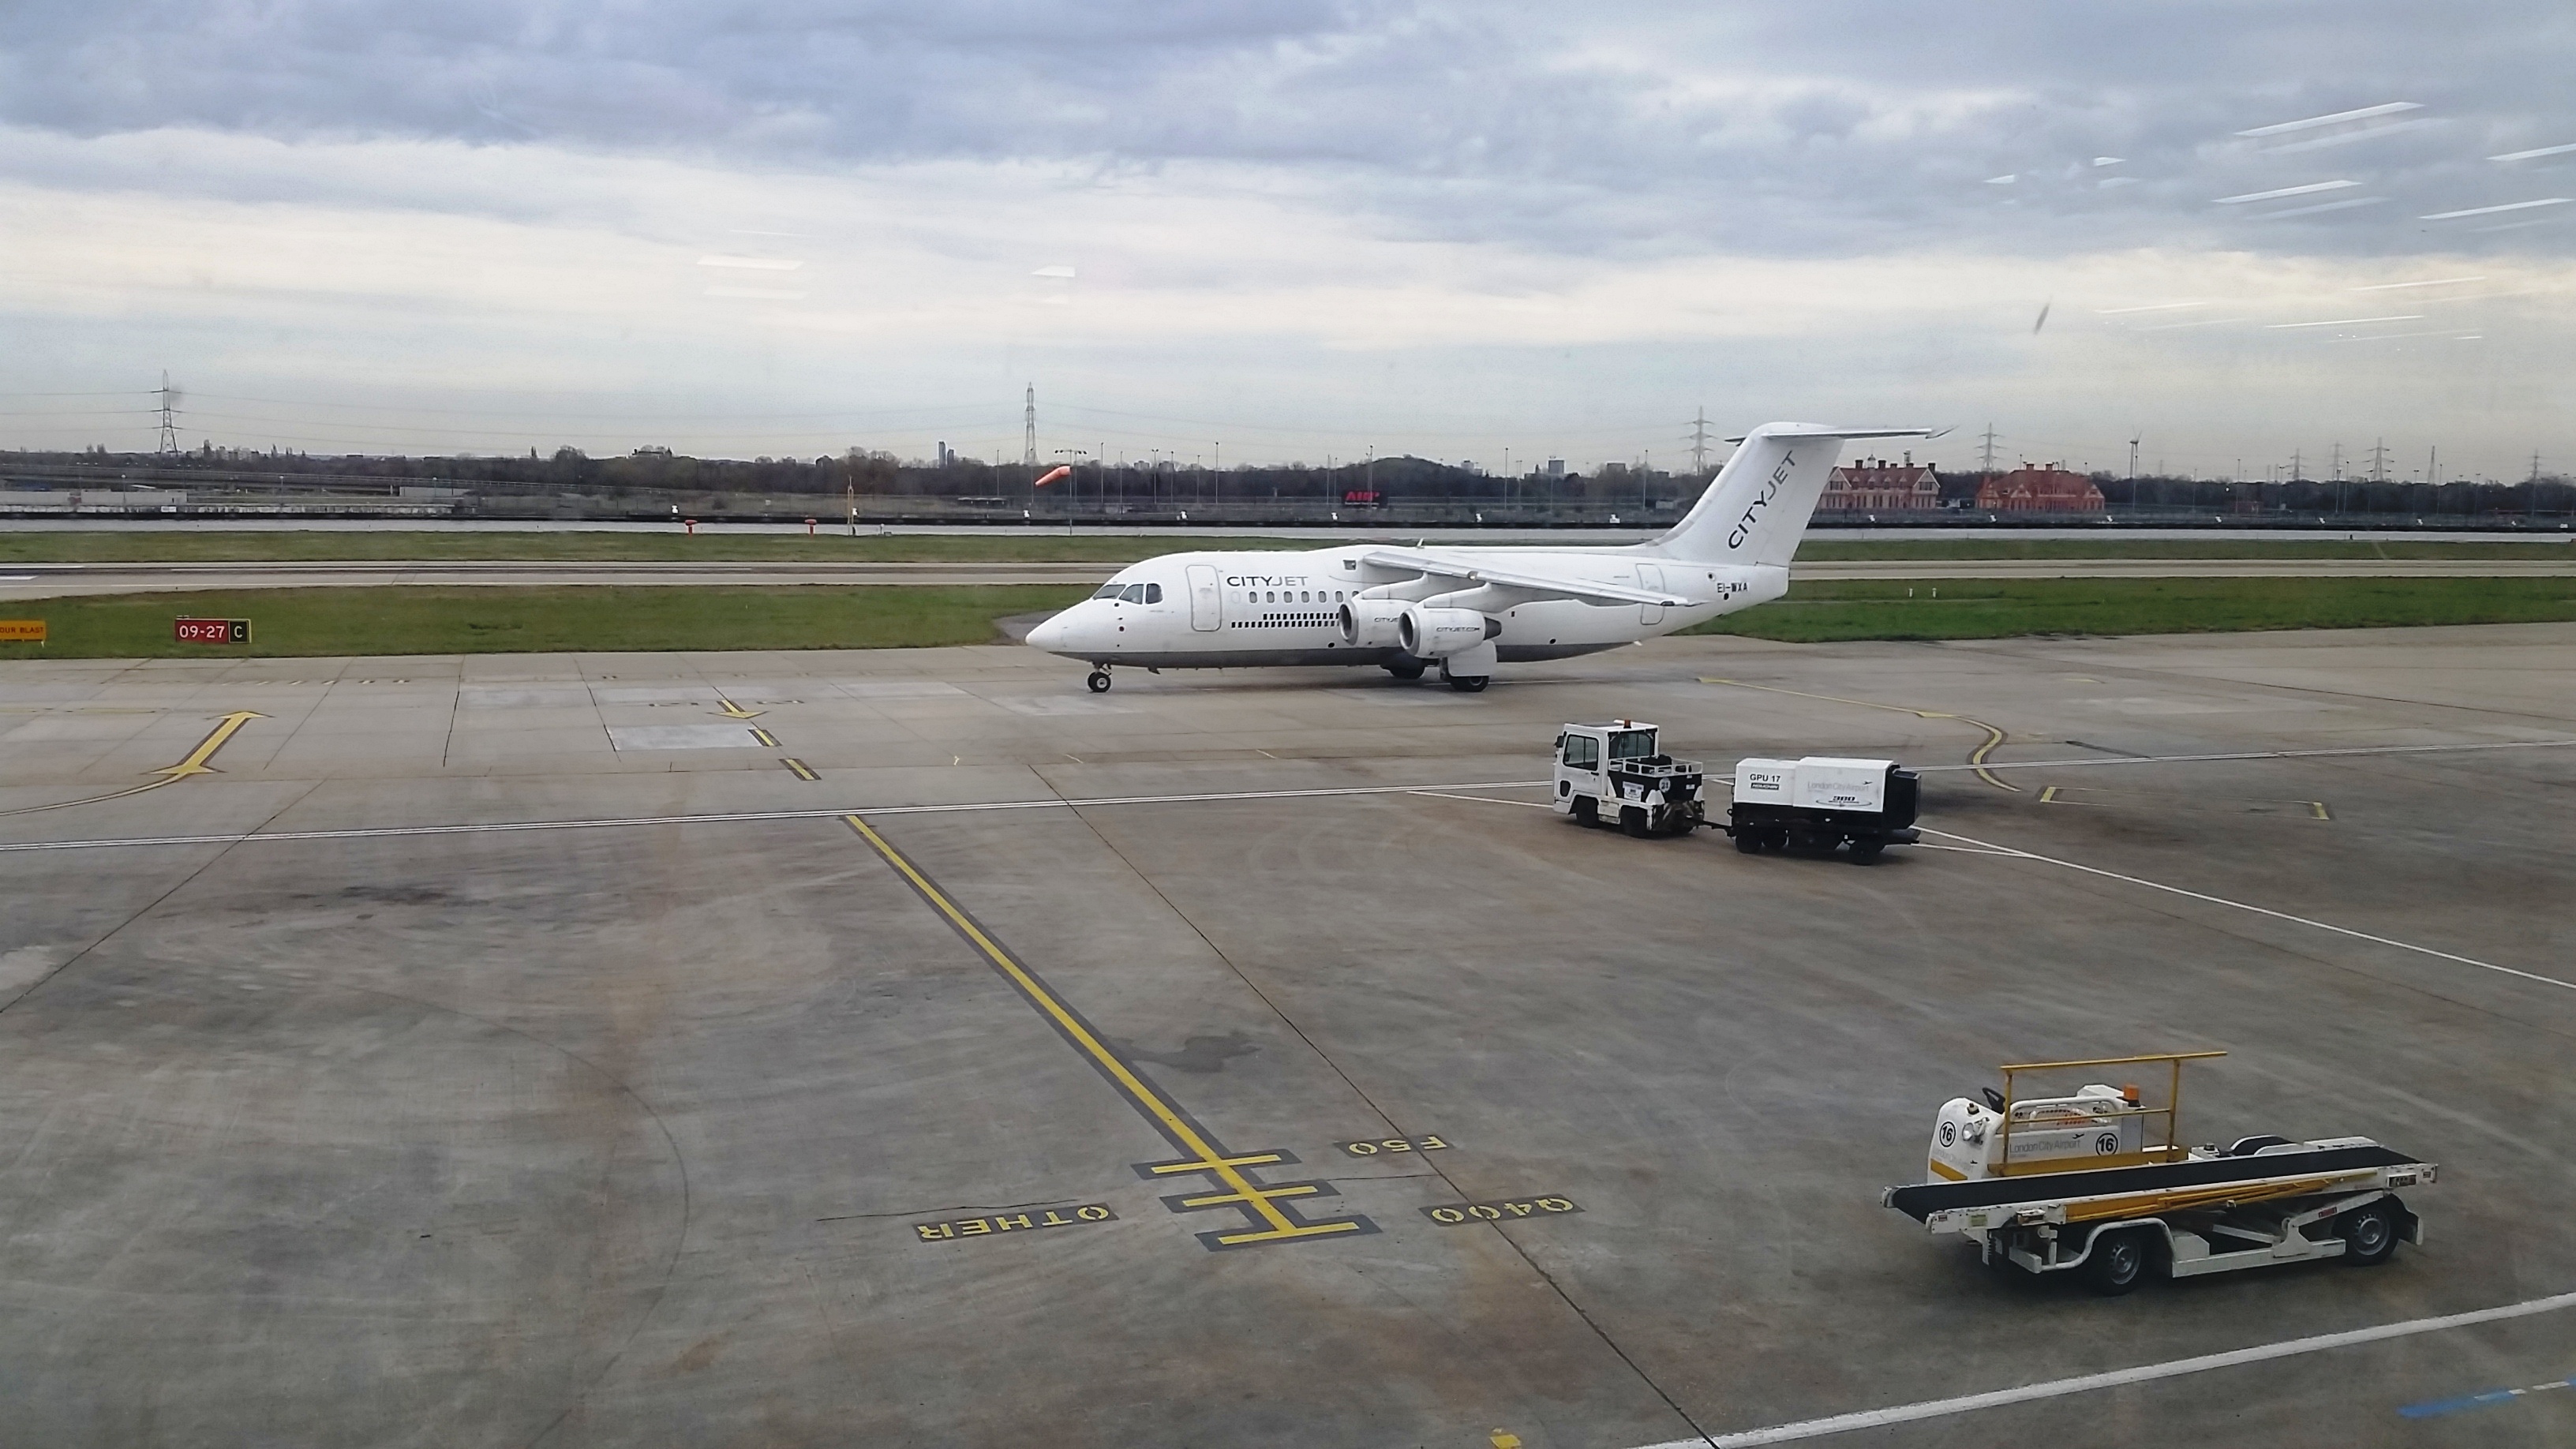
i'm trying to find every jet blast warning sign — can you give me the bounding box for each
[0,620,44,642]
[174,617,252,644]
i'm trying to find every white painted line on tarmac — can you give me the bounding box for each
[1924,826,2576,994]
[0,780,1555,855]
[1915,736,2576,775]
[1638,1289,2576,1448]
[1410,789,1553,808]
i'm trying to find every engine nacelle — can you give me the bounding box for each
[1339,597,1408,648]
[1397,605,1501,658]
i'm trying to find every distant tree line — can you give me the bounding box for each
[7,446,2571,516]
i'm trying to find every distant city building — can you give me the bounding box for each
[1545,458,1566,478]
[1975,463,2106,513]
[1821,455,1940,511]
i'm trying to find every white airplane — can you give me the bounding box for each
[1024,421,1930,692]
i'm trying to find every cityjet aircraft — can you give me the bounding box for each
[1025,421,1928,692]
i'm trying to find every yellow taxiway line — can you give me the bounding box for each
[841,814,1362,1249]
[1702,678,2020,791]
[0,710,264,818]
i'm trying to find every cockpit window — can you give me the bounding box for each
[1119,583,1148,604]
[1092,584,1123,599]
[1144,582,1163,604]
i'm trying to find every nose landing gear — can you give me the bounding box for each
[1086,668,1113,694]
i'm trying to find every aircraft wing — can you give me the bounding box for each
[1360,548,1688,607]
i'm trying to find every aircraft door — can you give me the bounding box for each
[1637,564,1665,625]
[1186,564,1222,632]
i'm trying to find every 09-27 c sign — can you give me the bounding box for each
[174,617,252,644]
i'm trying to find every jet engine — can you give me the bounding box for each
[1397,605,1502,658]
[1339,597,1408,648]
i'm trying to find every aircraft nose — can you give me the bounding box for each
[1025,612,1069,652]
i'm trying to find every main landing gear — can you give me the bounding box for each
[1383,659,1426,681]
[1086,668,1113,693]
[1444,672,1489,692]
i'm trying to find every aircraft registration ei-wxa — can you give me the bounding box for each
[1024,422,1930,692]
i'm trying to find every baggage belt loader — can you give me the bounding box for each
[1883,1052,2435,1295]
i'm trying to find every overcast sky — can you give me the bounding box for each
[3,1,2572,477]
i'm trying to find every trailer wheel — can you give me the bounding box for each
[2082,1230,2150,1296]
[1848,837,1885,863]
[1733,829,1762,854]
[2337,1202,2399,1265]
[1621,807,1650,838]
[1763,828,1792,853]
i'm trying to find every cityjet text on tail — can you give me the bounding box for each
[1025,422,1930,693]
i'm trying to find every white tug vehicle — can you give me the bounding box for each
[1885,1052,2435,1295]
[1550,721,1707,837]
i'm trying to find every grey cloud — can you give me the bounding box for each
[2,0,2571,261]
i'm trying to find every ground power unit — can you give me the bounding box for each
[1725,755,1920,861]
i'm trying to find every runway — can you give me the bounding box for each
[6,553,2574,601]
[3,623,2573,1447]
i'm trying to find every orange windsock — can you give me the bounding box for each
[1032,465,1072,487]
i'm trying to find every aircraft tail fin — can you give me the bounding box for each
[1651,423,1932,567]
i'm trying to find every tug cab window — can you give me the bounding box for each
[1608,730,1658,762]
[1561,734,1600,770]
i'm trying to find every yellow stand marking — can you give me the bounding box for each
[1702,678,2020,792]
[1144,1152,1286,1175]
[0,710,264,818]
[781,758,819,781]
[713,691,765,720]
[843,815,1361,1246]
[1174,1183,1323,1210]
[750,727,781,747]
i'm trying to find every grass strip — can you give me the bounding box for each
[0,530,2567,565]
[0,586,1091,659]
[0,531,1301,565]
[3,577,2570,660]
[1685,577,2576,642]
[1791,537,2574,561]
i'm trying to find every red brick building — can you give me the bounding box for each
[1975,464,2105,513]
[1819,456,1941,511]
